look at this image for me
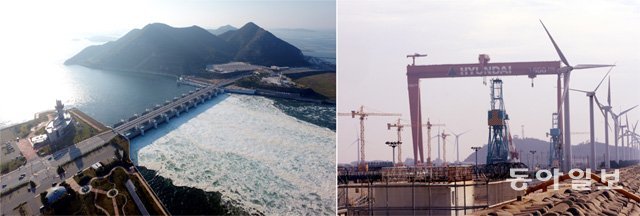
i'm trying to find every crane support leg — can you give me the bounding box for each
[408,77,424,165]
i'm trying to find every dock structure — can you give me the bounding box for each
[337,166,524,216]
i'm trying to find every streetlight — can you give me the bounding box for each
[471,146,482,175]
[385,141,401,165]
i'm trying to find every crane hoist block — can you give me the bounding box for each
[488,110,507,126]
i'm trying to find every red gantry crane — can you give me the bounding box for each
[404,21,614,171]
[340,106,401,171]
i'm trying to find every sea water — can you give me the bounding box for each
[133,94,336,215]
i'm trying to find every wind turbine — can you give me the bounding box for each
[540,20,616,171]
[630,120,640,160]
[605,80,638,164]
[449,128,471,164]
[620,116,629,160]
[609,105,638,162]
[621,115,637,160]
[593,81,613,169]
[441,130,451,166]
[568,66,614,170]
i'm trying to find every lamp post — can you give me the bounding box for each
[385,141,401,165]
[471,146,482,175]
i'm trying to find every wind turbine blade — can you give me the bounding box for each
[607,77,611,106]
[594,95,604,109]
[569,88,591,94]
[445,127,457,136]
[610,110,619,120]
[626,115,630,130]
[633,120,638,133]
[594,63,615,92]
[595,96,615,133]
[540,20,570,66]
[594,95,608,117]
[573,64,615,70]
[619,105,639,116]
[460,129,472,136]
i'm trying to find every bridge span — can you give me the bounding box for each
[113,81,224,139]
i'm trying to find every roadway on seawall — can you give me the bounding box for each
[0,131,119,215]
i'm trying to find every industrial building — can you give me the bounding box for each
[206,62,265,78]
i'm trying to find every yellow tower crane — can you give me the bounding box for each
[387,118,445,167]
[339,106,401,171]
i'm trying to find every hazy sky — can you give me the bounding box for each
[0,0,335,38]
[338,0,640,164]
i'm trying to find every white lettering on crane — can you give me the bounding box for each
[458,66,512,76]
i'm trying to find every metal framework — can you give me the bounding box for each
[547,113,562,168]
[407,56,562,166]
[486,79,514,164]
[339,106,401,171]
[405,21,614,171]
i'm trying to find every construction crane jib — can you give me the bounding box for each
[387,119,445,167]
[339,106,401,171]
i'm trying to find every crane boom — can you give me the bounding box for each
[340,106,401,171]
[388,118,445,167]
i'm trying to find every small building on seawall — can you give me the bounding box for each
[45,100,75,142]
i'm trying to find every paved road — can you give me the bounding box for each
[16,137,37,161]
[13,114,52,161]
[0,136,118,215]
[0,129,117,208]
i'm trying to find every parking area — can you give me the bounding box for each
[1,130,22,165]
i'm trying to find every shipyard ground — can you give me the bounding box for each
[0,110,167,216]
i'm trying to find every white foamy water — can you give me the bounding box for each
[133,94,336,215]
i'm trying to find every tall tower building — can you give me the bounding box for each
[55,100,65,120]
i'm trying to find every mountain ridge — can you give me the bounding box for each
[463,137,639,168]
[65,22,309,75]
[208,25,237,35]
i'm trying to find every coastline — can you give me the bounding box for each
[2,67,335,215]
[70,61,336,105]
